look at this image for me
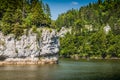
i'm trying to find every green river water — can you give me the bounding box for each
[0,59,120,80]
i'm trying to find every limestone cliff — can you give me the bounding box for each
[0,28,59,64]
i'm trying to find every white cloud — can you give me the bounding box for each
[72,1,79,5]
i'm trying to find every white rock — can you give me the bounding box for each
[0,29,59,62]
[40,29,59,56]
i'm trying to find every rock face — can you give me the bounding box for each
[58,27,71,37]
[104,24,111,34]
[40,29,59,60]
[0,29,59,64]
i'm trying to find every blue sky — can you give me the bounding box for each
[43,0,97,20]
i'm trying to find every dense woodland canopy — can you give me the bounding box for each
[56,0,120,58]
[0,0,51,37]
[0,0,120,59]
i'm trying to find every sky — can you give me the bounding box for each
[43,0,97,20]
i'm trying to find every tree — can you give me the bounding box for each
[45,3,51,17]
[31,1,45,26]
[12,22,24,38]
[0,0,52,36]
[98,0,102,4]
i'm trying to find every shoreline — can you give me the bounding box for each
[67,55,120,60]
[0,59,58,65]
[60,57,120,61]
[0,61,58,65]
[0,58,58,65]
[0,57,119,65]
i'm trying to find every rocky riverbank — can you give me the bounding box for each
[0,58,58,65]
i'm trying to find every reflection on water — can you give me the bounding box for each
[0,59,120,80]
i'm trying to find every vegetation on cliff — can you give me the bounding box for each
[56,0,120,58]
[0,0,51,38]
[0,0,120,59]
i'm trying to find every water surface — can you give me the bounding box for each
[0,59,120,80]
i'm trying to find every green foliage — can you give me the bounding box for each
[31,1,44,26]
[56,0,120,32]
[0,0,52,37]
[1,22,12,35]
[60,25,120,58]
[36,29,42,42]
[12,22,24,39]
[32,25,37,33]
[58,0,120,58]
[56,9,79,28]
[23,13,33,28]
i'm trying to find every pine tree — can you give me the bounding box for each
[45,3,51,17]
[31,1,45,26]
[98,0,102,4]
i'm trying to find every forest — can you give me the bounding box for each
[0,0,120,59]
[56,0,120,59]
[0,0,51,38]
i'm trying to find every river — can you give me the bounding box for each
[0,59,120,80]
